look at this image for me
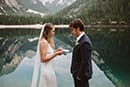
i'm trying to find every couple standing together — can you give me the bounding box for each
[31,18,93,87]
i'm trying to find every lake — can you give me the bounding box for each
[0,26,129,87]
[0,52,115,87]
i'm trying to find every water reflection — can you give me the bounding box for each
[86,27,130,87]
[55,27,130,87]
[0,27,129,87]
[0,53,115,87]
[0,57,34,87]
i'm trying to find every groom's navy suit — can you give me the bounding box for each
[71,34,93,87]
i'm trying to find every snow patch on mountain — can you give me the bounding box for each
[39,0,76,7]
[57,0,63,5]
[27,9,47,17]
[39,0,55,5]
[32,0,38,4]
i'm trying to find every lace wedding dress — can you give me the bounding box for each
[31,24,57,87]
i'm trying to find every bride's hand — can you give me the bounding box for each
[54,48,64,55]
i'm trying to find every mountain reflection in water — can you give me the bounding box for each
[0,53,115,87]
[0,27,129,87]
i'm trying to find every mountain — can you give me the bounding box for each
[16,0,76,14]
[55,0,99,19]
[16,0,50,14]
[39,0,76,13]
[0,0,24,14]
[0,0,76,16]
[55,0,130,24]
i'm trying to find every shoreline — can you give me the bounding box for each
[0,24,130,29]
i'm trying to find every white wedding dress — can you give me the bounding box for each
[38,44,57,87]
[31,24,57,87]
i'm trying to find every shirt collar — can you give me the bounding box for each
[76,32,85,42]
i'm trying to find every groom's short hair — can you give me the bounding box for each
[69,18,84,31]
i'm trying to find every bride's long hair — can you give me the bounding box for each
[41,23,55,48]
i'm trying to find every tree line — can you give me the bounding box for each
[0,0,130,25]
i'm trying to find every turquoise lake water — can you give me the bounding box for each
[0,27,129,87]
[0,53,115,87]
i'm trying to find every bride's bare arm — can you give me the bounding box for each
[39,39,63,63]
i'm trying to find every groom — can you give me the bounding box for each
[69,18,93,87]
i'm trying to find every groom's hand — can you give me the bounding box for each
[76,76,81,80]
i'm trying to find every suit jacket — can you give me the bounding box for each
[71,34,93,80]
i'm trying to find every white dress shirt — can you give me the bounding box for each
[76,32,85,42]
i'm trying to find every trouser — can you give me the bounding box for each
[73,76,89,87]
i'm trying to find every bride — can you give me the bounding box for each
[31,23,64,87]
